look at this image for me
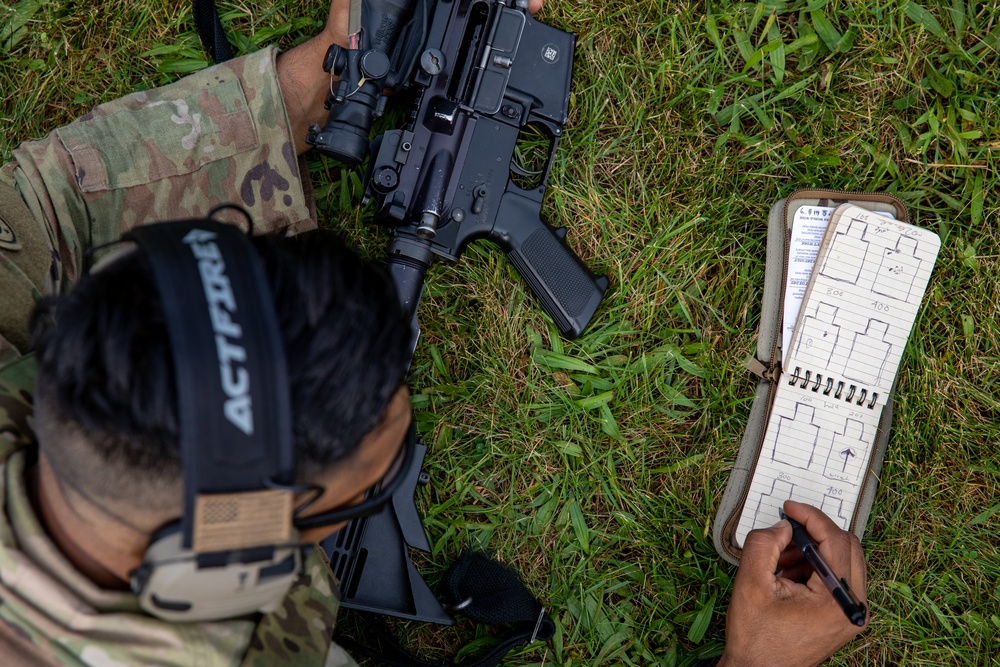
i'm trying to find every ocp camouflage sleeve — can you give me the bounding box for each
[240,548,360,667]
[0,46,318,363]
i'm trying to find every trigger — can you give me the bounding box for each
[510,163,544,178]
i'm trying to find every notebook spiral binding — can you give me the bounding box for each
[787,366,878,409]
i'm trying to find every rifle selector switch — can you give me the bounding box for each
[472,186,488,214]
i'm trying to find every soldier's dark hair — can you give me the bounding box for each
[30,229,411,514]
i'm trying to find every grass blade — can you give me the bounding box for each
[687,595,717,643]
[810,9,843,51]
[903,1,947,39]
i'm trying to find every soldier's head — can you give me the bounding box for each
[30,229,412,548]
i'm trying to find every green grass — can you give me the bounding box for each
[3,0,999,665]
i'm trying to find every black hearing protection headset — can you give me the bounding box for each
[123,216,302,621]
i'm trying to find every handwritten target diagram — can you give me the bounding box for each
[734,205,941,549]
[872,235,923,303]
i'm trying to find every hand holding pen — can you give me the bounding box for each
[718,500,868,667]
[781,510,867,626]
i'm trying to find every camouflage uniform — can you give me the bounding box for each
[0,46,317,364]
[0,47,358,666]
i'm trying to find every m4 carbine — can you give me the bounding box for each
[309,0,608,339]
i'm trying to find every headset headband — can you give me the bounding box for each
[127,219,294,553]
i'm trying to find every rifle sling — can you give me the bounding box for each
[335,551,555,667]
[192,0,236,62]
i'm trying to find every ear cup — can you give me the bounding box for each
[131,529,302,622]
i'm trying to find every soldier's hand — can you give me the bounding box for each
[717,500,868,667]
[323,0,350,51]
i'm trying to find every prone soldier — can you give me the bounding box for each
[0,1,868,665]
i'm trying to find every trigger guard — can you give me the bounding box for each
[509,117,561,198]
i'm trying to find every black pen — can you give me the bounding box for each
[780,512,867,627]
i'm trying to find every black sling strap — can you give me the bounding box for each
[192,0,235,62]
[335,551,555,667]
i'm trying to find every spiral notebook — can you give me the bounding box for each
[733,204,941,545]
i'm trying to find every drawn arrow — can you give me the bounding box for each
[840,448,856,472]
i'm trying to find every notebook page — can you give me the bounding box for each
[735,205,940,547]
[734,381,883,545]
[784,205,941,399]
[782,206,896,357]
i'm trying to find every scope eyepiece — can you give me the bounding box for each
[307,121,371,166]
[323,44,347,76]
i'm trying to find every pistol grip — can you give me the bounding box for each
[494,192,608,338]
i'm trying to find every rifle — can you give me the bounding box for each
[308,0,608,340]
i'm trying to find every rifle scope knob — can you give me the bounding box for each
[360,50,391,79]
[420,49,446,76]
